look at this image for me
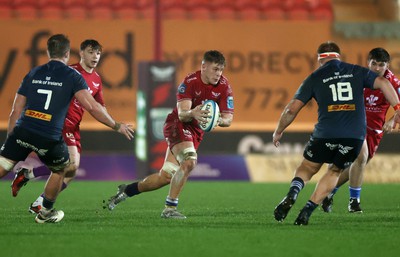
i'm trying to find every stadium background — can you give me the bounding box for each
[0,0,399,182]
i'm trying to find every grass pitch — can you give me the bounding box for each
[1,181,399,257]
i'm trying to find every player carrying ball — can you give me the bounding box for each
[104,50,234,219]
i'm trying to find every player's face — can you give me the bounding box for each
[80,46,101,69]
[368,59,389,77]
[201,62,225,85]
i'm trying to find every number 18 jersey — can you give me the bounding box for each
[295,59,378,140]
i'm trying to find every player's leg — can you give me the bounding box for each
[294,138,363,225]
[274,158,322,222]
[1,130,32,193]
[105,148,176,210]
[348,138,369,213]
[0,156,17,178]
[161,141,197,219]
[321,162,351,213]
[11,156,51,197]
[274,136,325,222]
[34,140,70,223]
[321,139,368,212]
[294,163,342,225]
[63,145,80,184]
[28,145,80,214]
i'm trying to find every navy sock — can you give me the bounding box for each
[288,177,305,200]
[305,200,318,212]
[165,196,178,208]
[42,196,55,209]
[125,182,141,197]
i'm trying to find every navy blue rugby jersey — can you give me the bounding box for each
[295,59,378,140]
[16,60,88,140]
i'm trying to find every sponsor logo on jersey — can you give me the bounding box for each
[227,96,234,109]
[327,104,355,112]
[325,143,338,150]
[16,139,48,156]
[92,82,100,88]
[366,94,378,106]
[65,132,76,143]
[187,77,197,83]
[211,92,221,98]
[25,109,52,121]
[183,129,192,137]
[195,91,202,96]
[338,144,354,155]
[178,83,186,94]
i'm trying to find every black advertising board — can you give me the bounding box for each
[136,62,176,178]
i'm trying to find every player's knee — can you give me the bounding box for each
[176,147,197,163]
[64,167,77,178]
[48,160,70,174]
[180,159,196,173]
[328,163,343,174]
[176,147,197,172]
[161,161,180,176]
[0,157,15,175]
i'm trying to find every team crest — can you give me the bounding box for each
[178,83,186,94]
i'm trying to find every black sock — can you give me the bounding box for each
[125,182,141,197]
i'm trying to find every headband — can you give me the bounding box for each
[317,52,340,60]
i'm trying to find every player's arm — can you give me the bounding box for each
[218,112,233,127]
[7,93,26,135]
[74,89,134,140]
[177,99,208,123]
[273,98,305,147]
[373,77,400,129]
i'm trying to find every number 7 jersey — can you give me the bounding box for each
[16,60,88,140]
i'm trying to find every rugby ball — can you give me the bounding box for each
[199,100,220,132]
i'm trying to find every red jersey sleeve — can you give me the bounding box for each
[93,77,105,106]
[216,76,234,114]
[176,72,196,102]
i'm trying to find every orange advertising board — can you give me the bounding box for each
[0,20,152,130]
[0,20,398,131]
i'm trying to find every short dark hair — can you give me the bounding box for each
[80,39,102,52]
[203,50,226,66]
[47,34,70,58]
[368,47,390,62]
[317,41,341,54]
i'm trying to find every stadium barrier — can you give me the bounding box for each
[3,153,399,183]
[246,153,400,183]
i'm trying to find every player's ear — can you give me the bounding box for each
[201,61,207,71]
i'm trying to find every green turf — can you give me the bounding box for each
[1,181,399,257]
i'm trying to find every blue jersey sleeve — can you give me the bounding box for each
[294,76,313,104]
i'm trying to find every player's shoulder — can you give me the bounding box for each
[385,69,400,86]
[183,71,199,84]
[67,65,84,77]
[93,70,101,78]
[218,75,230,86]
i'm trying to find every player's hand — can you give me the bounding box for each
[217,114,223,127]
[192,104,210,124]
[392,111,400,130]
[272,131,283,147]
[383,118,395,133]
[117,123,135,140]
